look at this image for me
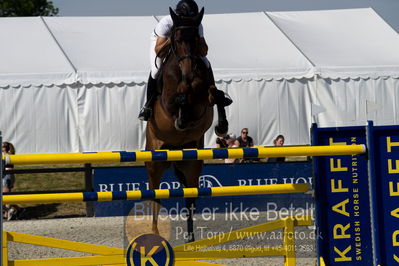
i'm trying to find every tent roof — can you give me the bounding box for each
[201,12,314,80]
[44,16,154,84]
[0,17,76,86]
[268,8,399,79]
[1,8,399,87]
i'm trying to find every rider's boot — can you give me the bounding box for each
[138,74,158,121]
[207,65,232,107]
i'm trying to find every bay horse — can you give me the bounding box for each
[145,7,228,242]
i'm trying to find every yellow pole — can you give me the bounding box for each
[210,183,308,196]
[3,192,85,204]
[4,151,122,165]
[3,145,366,165]
[2,184,309,205]
[257,144,366,157]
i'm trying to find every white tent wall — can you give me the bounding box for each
[0,85,79,153]
[204,79,313,148]
[202,11,315,147]
[313,77,399,127]
[76,83,147,152]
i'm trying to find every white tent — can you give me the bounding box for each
[1,8,399,154]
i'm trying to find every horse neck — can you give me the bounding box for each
[159,47,208,108]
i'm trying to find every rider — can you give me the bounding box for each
[138,0,232,121]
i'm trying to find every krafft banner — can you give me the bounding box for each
[367,123,399,266]
[312,124,373,265]
[93,162,313,217]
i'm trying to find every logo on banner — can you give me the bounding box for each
[126,234,174,266]
[199,175,223,187]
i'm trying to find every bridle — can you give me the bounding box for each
[170,25,200,70]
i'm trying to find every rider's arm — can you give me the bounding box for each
[154,16,172,57]
[155,36,170,58]
[155,36,170,55]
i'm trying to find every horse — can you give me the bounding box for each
[145,7,228,242]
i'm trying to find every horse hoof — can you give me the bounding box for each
[215,123,228,137]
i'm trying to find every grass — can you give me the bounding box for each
[10,164,87,219]
[9,162,143,220]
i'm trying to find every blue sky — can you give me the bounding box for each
[52,0,399,32]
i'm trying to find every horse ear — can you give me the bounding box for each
[169,7,179,25]
[195,7,204,25]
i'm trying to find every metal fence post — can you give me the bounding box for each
[84,163,94,217]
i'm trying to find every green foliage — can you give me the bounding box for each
[0,0,59,16]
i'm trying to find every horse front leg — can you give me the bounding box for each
[146,161,170,236]
[175,160,203,243]
[215,103,229,137]
[152,200,161,235]
[186,197,196,242]
[208,86,229,137]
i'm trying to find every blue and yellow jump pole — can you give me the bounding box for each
[3,145,366,165]
[3,183,308,205]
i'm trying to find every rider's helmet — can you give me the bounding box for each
[175,0,199,17]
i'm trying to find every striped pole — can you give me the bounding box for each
[3,145,366,165]
[2,184,308,205]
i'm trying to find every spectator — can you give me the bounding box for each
[225,134,239,164]
[235,128,254,148]
[216,135,229,148]
[2,141,19,220]
[267,135,286,163]
[235,128,254,162]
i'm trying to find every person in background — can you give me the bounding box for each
[235,128,254,147]
[267,135,286,163]
[235,128,254,162]
[2,142,19,220]
[224,134,239,164]
[216,135,229,148]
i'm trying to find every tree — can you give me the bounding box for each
[0,0,59,16]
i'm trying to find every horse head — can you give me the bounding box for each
[169,7,204,87]
[165,7,208,131]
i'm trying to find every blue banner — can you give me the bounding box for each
[312,124,373,265]
[368,123,399,266]
[93,162,313,217]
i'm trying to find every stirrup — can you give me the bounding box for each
[138,107,152,121]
